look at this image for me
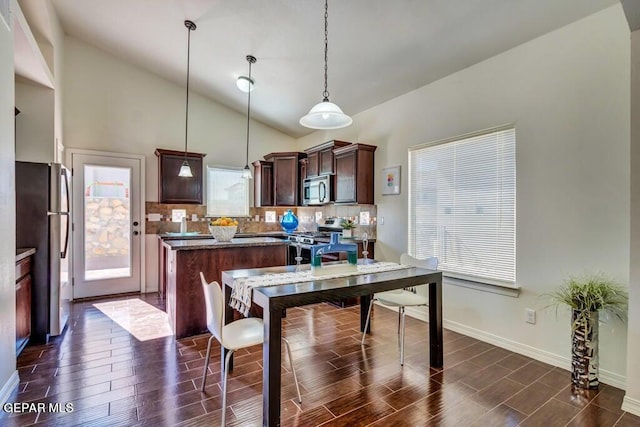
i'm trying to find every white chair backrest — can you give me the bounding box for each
[200,272,224,342]
[400,253,438,270]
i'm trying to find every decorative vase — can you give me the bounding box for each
[280,209,298,234]
[571,310,599,389]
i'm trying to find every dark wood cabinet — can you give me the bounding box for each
[333,143,377,204]
[253,160,274,207]
[155,148,206,204]
[299,158,308,205]
[15,255,32,355]
[263,152,306,206]
[303,140,351,179]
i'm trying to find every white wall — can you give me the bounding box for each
[0,0,18,404]
[15,80,55,162]
[299,6,631,384]
[624,29,640,415]
[62,36,297,291]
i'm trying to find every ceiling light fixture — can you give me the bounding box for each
[299,0,352,130]
[242,55,256,179]
[179,19,196,178]
[236,75,254,93]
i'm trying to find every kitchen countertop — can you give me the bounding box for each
[158,232,375,243]
[162,237,290,251]
[16,247,36,262]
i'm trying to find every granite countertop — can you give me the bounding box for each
[158,232,375,243]
[16,248,36,262]
[162,237,290,251]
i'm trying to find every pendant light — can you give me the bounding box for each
[242,55,256,179]
[299,0,352,130]
[179,20,196,178]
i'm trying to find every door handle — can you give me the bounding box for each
[133,221,139,226]
[133,231,140,236]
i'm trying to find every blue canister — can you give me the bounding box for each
[280,209,299,234]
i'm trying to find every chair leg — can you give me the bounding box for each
[283,338,302,404]
[361,297,376,345]
[400,306,406,366]
[222,348,234,427]
[201,335,215,391]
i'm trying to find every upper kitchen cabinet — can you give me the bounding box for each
[253,160,274,207]
[263,152,306,206]
[303,140,351,178]
[155,149,206,204]
[333,143,377,204]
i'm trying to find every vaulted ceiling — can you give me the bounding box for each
[48,0,619,138]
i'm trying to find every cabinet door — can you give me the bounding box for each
[319,147,335,175]
[273,155,299,206]
[16,275,31,355]
[156,149,205,204]
[253,161,273,207]
[306,152,319,178]
[334,150,357,203]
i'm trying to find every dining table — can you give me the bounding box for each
[221,261,443,427]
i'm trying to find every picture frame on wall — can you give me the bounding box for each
[381,166,401,195]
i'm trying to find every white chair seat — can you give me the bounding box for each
[222,317,263,350]
[376,290,429,307]
[199,272,301,425]
[361,254,438,366]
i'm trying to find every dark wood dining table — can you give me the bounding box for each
[221,262,443,427]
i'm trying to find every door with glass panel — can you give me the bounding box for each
[71,153,142,298]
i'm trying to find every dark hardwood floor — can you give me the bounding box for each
[1,293,638,426]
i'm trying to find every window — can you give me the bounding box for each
[408,126,516,287]
[206,166,249,217]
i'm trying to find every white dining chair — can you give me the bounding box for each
[199,273,302,426]
[361,254,438,365]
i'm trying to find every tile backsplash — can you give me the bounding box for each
[145,203,377,239]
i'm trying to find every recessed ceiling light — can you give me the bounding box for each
[236,75,254,92]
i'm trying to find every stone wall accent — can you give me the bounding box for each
[85,197,130,259]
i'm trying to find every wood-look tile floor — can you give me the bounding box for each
[2,293,638,426]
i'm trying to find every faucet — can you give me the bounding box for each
[311,232,358,267]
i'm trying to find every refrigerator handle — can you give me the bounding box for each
[61,212,70,259]
[62,167,70,214]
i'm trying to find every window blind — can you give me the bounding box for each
[408,127,516,286]
[206,166,249,217]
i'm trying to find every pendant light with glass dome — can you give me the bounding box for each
[241,55,256,179]
[299,0,352,130]
[178,19,196,177]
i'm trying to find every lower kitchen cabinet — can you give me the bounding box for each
[15,251,34,355]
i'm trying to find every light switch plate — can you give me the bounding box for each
[315,211,323,222]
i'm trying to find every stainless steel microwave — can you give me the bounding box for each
[303,175,331,205]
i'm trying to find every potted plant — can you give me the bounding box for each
[340,218,356,238]
[547,273,627,389]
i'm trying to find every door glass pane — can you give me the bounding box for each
[84,165,132,281]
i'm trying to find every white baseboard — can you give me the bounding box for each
[0,370,19,406]
[377,303,627,390]
[622,396,640,416]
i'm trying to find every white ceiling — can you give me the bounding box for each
[49,0,619,138]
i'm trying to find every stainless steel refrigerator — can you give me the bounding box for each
[16,161,70,343]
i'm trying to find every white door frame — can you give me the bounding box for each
[66,148,146,299]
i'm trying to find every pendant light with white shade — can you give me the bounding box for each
[241,55,256,179]
[178,19,196,177]
[299,0,352,130]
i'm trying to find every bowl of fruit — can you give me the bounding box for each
[208,217,238,242]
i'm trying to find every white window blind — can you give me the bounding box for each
[408,126,516,286]
[206,166,249,217]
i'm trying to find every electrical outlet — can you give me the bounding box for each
[525,308,536,324]
[379,216,384,225]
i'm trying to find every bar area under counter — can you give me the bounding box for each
[161,237,288,338]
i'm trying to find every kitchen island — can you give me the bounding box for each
[161,237,288,338]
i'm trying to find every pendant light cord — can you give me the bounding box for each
[245,57,253,166]
[322,0,329,102]
[184,21,195,160]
